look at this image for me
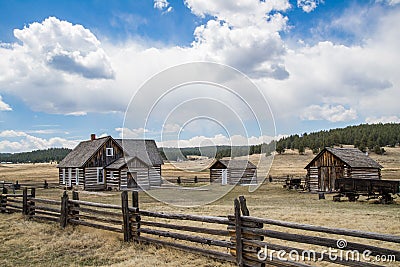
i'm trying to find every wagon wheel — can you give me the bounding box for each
[347,193,358,202]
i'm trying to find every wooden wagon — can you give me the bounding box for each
[334,178,400,203]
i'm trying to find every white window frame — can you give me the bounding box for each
[97,167,104,184]
[68,168,72,187]
[75,168,79,185]
[62,169,66,184]
[106,148,114,157]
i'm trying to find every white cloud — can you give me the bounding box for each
[376,0,400,6]
[0,130,78,153]
[162,123,181,133]
[187,0,290,78]
[115,127,149,138]
[154,0,173,13]
[13,17,114,79]
[297,0,323,13]
[0,95,12,111]
[300,104,357,122]
[365,116,400,124]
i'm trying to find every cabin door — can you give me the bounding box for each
[221,169,228,185]
[319,167,330,191]
[127,172,138,188]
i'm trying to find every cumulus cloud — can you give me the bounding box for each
[297,0,323,13]
[0,130,78,153]
[0,95,12,111]
[154,0,173,13]
[365,116,400,124]
[13,17,114,79]
[300,104,357,122]
[187,0,291,78]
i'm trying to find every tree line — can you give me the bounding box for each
[0,148,72,163]
[276,123,400,155]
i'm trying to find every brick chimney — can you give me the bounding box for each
[90,134,96,141]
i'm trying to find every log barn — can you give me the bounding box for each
[304,147,383,192]
[209,159,257,185]
[57,135,163,190]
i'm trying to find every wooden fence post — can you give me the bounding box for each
[131,190,140,240]
[132,190,139,209]
[28,188,36,217]
[0,187,7,213]
[60,191,69,228]
[22,187,28,215]
[71,191,79,220]
[234,198,244,267]
[239,196,249,216]
[121,191,132,242]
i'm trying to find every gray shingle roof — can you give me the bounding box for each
[115,139,163,166]
[57,136,110,168]
[211,159,256,169]
[306,147,383,169]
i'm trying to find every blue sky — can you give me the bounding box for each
[0,0,399,152]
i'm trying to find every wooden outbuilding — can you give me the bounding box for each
[304,147,383,192]
[209,159,257,185]
[105,139,163,190]
[57,135,163,190]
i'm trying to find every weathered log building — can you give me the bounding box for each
[57,135,163,190]
[304,147,382,192]
[209,159,257,185]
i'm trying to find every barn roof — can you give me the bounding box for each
[57,136,112,168]
[210,159,256,169]
[115,139,163,166]
[305,147,383,169]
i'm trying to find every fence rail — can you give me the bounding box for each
[0,188,399,267]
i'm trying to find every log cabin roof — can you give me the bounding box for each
[115,139,163,166]
[58,137,163,168]
[57,136,112,168]
[305,147,383,169]
[210,159,256,170]
[105,156,149,169]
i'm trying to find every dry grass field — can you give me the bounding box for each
[0,147,399,266]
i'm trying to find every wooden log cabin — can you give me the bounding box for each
[304,147,383,192]
[57,135,163,190]
[209,159,257,185]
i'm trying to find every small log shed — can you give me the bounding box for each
[304,147,383,192]
[209,159,257,185]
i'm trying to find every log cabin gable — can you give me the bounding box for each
[84,137,123,168]
[127,157,149,169]
[308,150,346,168]
[210,161,228,169]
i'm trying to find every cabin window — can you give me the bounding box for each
[106,148,114,156]
[97,168,104,183]
[75,168,79,185]
[62,169,66,184]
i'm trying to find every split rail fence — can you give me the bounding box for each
[1,188,399,267]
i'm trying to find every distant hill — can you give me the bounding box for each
[0,148,72,163]
[276,123,400,155]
